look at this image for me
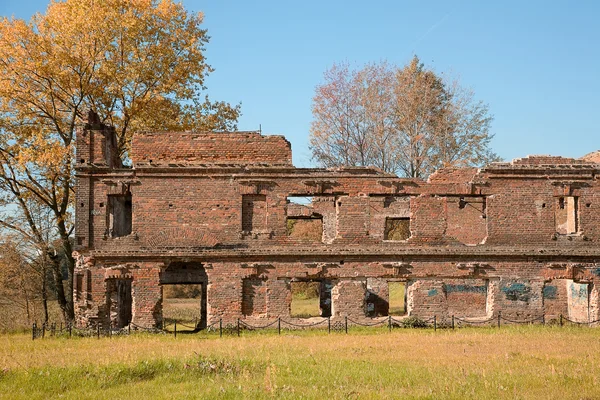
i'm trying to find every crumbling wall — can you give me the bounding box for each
[407,280,447,318]
[311,197,337,243]
[74,127,600,328]
[444,279,488,318]
[496,279,544,321]
[567,280,589,323]
[366,278,389,317]
[336,196,370,241]
[370,196,411,241]
[409,196,447,242]
[265,278,291,318]
[445,197,487,245]
[331,279,366,317]
[543,279,569,320]
[132,131,292,165]
[242,278,268,317]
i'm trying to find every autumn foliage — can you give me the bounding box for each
[0,0,240,323]
[310,57,499,178]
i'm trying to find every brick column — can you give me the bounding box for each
[132,263,163,328]
[331,279,366,318]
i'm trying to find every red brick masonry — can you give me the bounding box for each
[73,121,600,328]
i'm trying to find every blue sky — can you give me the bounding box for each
[1,0,599,167]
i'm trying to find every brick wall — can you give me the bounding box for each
[131,131,292,165]
[73,125,600,328]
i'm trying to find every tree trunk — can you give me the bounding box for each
[48,250,73,323]
[41,263,48,325]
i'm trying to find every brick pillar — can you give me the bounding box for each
[331,279,366,318]
[131,264,163,328]
[206,276,242,324]
[589,283,599,323]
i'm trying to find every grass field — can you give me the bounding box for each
[290,282,321,318]
[2,326,600,399]
[162,298,201,327]
[388,282,406,315]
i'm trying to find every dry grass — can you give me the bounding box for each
[162,298,200,326]
[0,300,63,333]
[290,298,321,317]
[290,282,321,317]
[1,326,600,399]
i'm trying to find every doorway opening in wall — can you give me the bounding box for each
[290,280,332,318]
[107,279,132,329]
[160,262,208,330]
[162,284,205,331]
[388,282,407,316]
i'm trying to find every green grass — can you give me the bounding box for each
[2,326,600,399]
[290,281,321,318]
[389,282,406,315]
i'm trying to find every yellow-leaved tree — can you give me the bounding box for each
[0,0,240,323]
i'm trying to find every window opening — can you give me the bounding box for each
[384,217,410,240]
[291,281,331,318]
[555,196,578,234]
[108,192,132,237]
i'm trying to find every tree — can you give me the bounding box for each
[0,0,240,322]
[309,56,499,178]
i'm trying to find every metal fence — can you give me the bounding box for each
[31,312,600,340]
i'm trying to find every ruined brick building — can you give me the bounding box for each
[73,117,600,328]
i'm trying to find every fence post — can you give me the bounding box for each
[237,318,240,337]
[560,314,563,327]
[434,315,437,332]
[452,315,455,330]
[497,311,501,328]
[97,323,100,339]
[542,314,545,325]
[388,316,392,333]
[32,323,36,341]
[328,317,331,334]
[174,322,177,339]
[42,323,46,339]
[128,324,131,335]
[345,316,348,334]
[278,318,281,335]
[219,318,223,338]
[69,323,72,338]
